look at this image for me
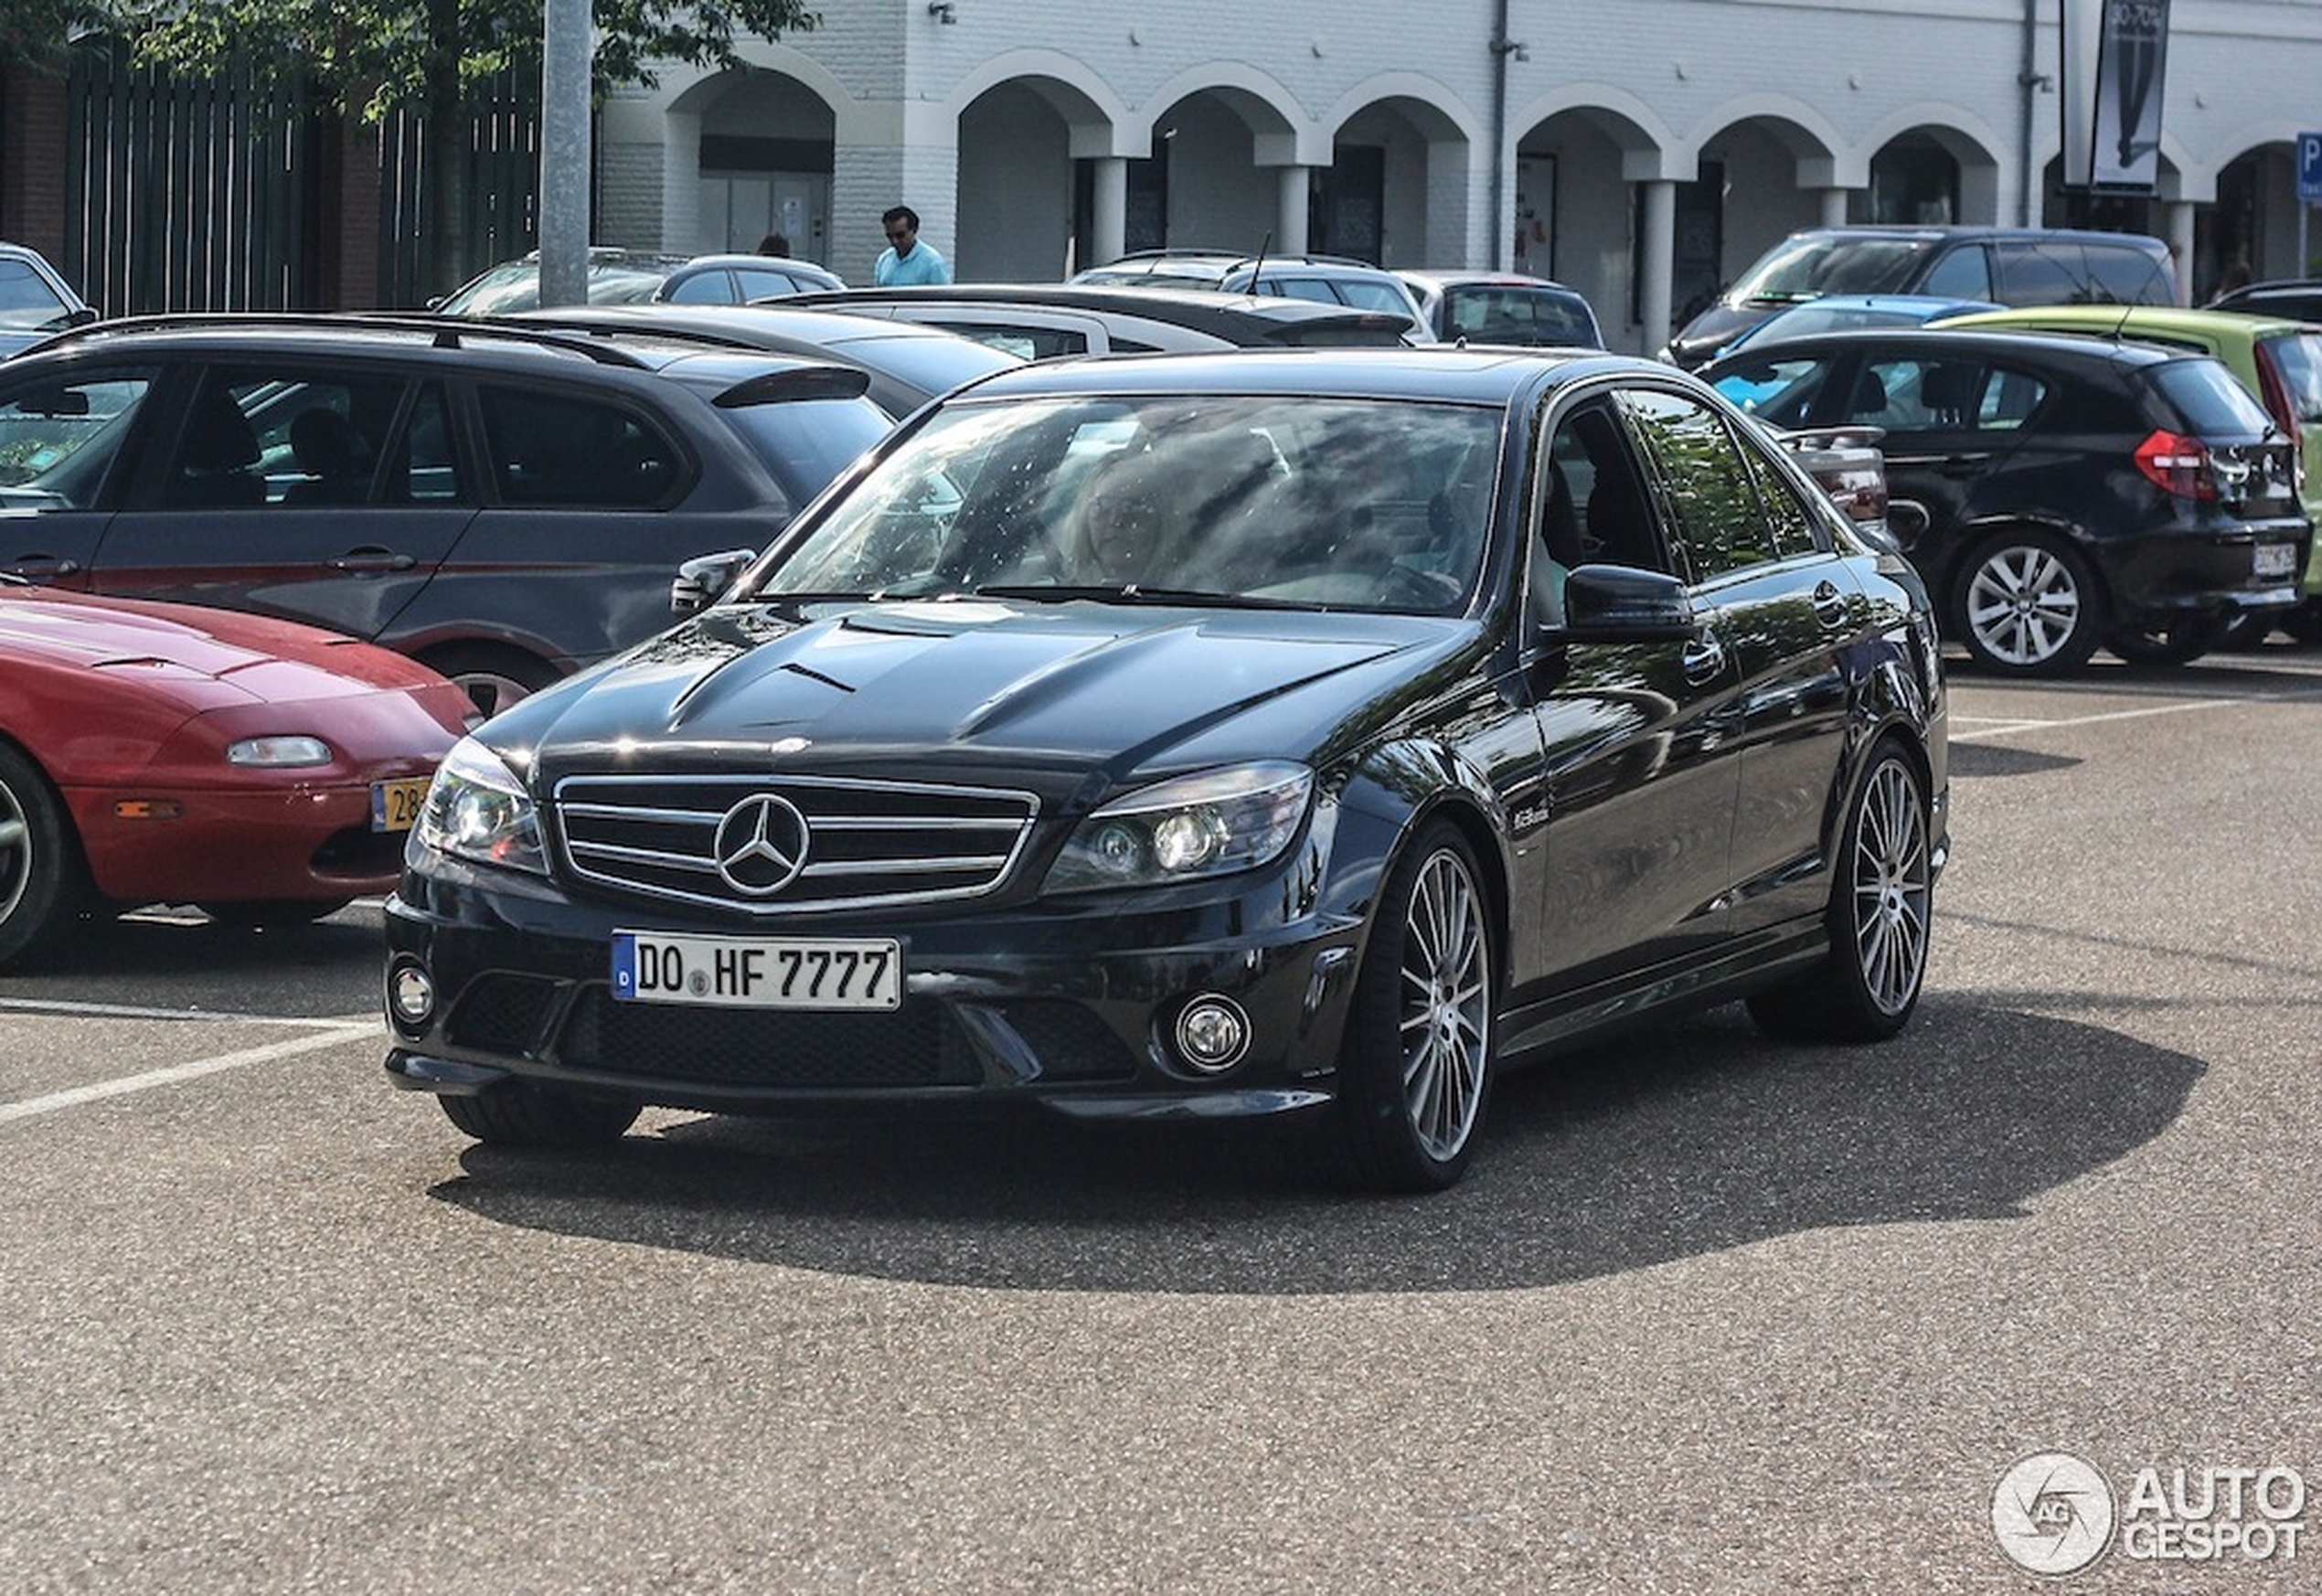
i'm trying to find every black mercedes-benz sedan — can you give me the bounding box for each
[383,347,1949,1191]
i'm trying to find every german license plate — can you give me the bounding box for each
[611,931,902,1010]
[2254,542,2297,579]
[370,775,431,833]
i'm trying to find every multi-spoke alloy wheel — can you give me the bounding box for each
[1748,741,1933,1042]
[1954,532,2104,674]
[1848,757,1932,1020]
[1333,824,1497,1191]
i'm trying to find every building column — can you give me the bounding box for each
[1092,156,1128,268]
[1818,186,1850,228]
[2165,198,2196,303]
[1275,165,1312,256]
[1638,178,1676,355]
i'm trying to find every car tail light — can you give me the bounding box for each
[2253,342,2306,491]
[2134,430,2219,500]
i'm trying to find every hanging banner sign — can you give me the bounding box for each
[2061,0,2170,193]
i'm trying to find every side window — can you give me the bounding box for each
[0,368,154,510]
[1534,399,1663,627]
[157,370,268,509]
[2084,245,2171,305]
[1919,244,1993,301]
[1620,388,1778,582]
[395,386,463,504]
[1851,357,1986,431]
[1976,364,2050,430]
[478,387,683,509]
[1735,435,1825,559]
[730,268,795,302]
[1993,241,2080,305]
[664,271,734,304]
[236,372,411,507]
[1708,356,1827,428]
[931,322,1089,359]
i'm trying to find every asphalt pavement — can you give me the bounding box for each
[2,647,2318,1594]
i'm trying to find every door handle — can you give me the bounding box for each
[1681,633,1727,685]
[327,550,419,573]
[5,556,80,581]
[1811,580,1848,627]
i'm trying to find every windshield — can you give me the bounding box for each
[1730,238,1933,303]
[744,393,1502,615]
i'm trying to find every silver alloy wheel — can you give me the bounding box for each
[1965,543,2084,667]
[1398,846,1491,1162]
[0,775,30,926]
[453,667,536,723]
[1852,759,1932,1016]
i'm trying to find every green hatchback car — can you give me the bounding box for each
[1936,304,2322,646]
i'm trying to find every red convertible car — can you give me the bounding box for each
[0,578,472,967]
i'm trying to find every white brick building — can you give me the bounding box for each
[593,0,2322,352]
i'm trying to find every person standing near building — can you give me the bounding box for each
[874,205,951,285]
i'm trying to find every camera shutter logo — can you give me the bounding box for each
[713,793,810,896]
[1994,1451,2116,1576]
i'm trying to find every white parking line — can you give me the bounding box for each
[0,996,375,1027]
[1952,697,2233,741]
[0,1026,374,1125]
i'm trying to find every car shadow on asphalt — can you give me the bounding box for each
[427,994,2202,1294]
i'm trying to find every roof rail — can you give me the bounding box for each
[31,310,663,369]
[506,312,791,356]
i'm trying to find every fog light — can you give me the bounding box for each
[1174,995,1251,1073]
[388,961,435,1027]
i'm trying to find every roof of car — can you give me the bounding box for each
[1396,270,1589,292]
[1698,324,2193,370]
[785,282,1412,337]
[1778,224,2170,248]
[925,344,1650,407]
[1934,304,2322,339]
[20,311,872,388]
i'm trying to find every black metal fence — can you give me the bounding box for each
[57,40,539,314]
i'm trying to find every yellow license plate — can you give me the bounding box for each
[370,775,431,833]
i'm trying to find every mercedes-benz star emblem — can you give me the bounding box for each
[712,793,810,896]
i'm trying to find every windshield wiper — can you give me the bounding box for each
[973,583,1315,610]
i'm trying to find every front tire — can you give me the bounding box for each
[0,741,91,970]
[1748,740,1933,1042]
[1329,824,1497,1192]
[438,1084,641,1147]
[1949,530,2105,674]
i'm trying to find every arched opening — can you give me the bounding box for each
[687,69,838,266]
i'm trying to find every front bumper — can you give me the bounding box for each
[382,853,1365,1122]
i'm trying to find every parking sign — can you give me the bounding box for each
[2301,132,2322,203]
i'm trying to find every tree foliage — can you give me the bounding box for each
[91,0,820,122]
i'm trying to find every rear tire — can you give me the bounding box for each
[2106,612,2228,667]
[1326,824,1497,1193]
[1948,530,2105,675]
[0,741,91,971]
[415,644,560,723]
[1747,739,1933,1042]
[438,1084,640,1147]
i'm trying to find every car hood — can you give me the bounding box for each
[508,598,1466,796]
[1665,302,1776,367]
[0,586,442,709]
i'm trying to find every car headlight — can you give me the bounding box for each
[226,734,333,768]
[413,736,546,876]
[1045,761,1313,893]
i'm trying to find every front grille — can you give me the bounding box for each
[556,988,980,1088]
[551,773,1038,915]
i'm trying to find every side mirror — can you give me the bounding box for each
[1560,563,1700,642]
[671,548,757,615]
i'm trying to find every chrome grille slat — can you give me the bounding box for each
[551,771,1039,914]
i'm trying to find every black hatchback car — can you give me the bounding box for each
[1699,328,2310,672]
[384,347,1949,1192]
[0,314,894,714]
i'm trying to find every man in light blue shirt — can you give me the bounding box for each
[874,205,952,286]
